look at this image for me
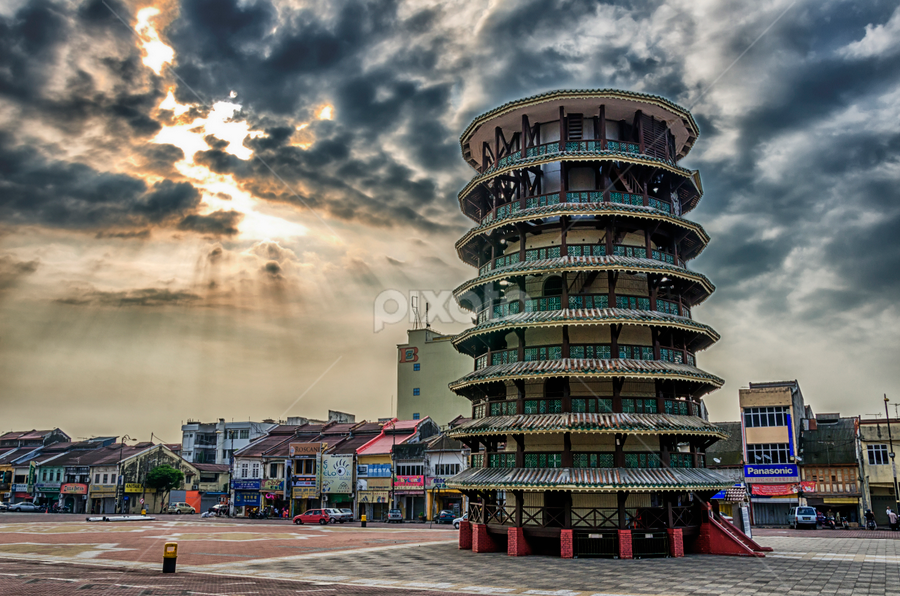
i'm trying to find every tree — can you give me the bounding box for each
[145,465,184,505]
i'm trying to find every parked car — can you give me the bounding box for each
[10,502,42,512]
[0,502,8,511]
[325,508,350,523]
[167,502,196,514]
[340,508,354,522]
[787,506,818,529]
[436,510,456,524]
[453,512,468,530]
[386,509,403,523]
[293,509,331,525]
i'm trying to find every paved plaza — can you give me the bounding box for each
[1,514,900,595]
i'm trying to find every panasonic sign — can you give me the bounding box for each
[744,464,799,481]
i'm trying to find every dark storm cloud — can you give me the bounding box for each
[56,287,201,307]
[0,0,165,139]
[177,210,244,236]
[0,133,205,232]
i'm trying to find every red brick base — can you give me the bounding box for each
[507,527,531,556]
[617,529,633,559]
[472,523,498,553]
[667,528,684,557]
[560,529,574,558]
[458,520,472,550]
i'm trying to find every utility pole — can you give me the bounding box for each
[884,395,900,513]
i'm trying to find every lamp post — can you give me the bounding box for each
[884,395,900,513]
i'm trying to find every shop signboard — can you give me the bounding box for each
[234,491,260,507]
[427,477,448,489]
[124,484,155,493]
[365,464,391,478]
[289,442,323,457]
[60,483,87,495]
[744,464,799,483]
[357,490,390,503]
[393,475,424,489]
[260,479,284,492]
[750,481,815,497]
[231,479,261,491]
[12,483,29,493]
[292,486,318,499]
[89,484,117,494]
[357,465,368,476]
[293,476,317,488]
[321,455,353,494]
[35,482,61,492]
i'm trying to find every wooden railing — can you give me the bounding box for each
[478,189,675,224]
[468,503,700,529]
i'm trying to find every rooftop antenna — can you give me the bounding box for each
[425,302,430,329]
[411,295,420,330]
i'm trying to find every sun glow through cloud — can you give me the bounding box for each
[151,93,307,240]
[135,7,174,75]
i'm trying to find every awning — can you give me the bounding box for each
[823,497,859,505]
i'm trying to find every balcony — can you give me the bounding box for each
[474,343,696,370]
[478,189,675,225]
[474,294,689,325]
[480,242,684,276]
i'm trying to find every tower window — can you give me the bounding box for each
[413,363,420,371]
[413,388,420,396]
[413,413,420,420]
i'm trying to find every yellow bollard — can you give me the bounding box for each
[162,542,177,573]
[361,513,366,528]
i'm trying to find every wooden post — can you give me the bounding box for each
[562,432,573,467]
[522,115,529,158]
[515,380,525,416]
[517,329,526,363]
[636,110,644,153]
[514,435,525,468]
[562,324,570,359]
[617,490,628,529]
[599,105,606,150]
[514,489,523,527]
[560,215,568,257]
[615,433,626,468]
[666,496,674,529]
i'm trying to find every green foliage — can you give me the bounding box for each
[145,465,184,493]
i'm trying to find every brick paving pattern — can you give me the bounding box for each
[3,513,900,594]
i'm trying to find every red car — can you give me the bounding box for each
[292,509,331,525]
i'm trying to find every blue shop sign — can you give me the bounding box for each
[232,479,261,490]
[744,464,798,479]
[234,491,260,507]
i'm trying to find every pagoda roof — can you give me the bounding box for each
[454,255,715,307]
[447,466,730,492]
[449,358,723,392]
[447,413,727,439]
[460,89,700,162]
[453,308,719,356]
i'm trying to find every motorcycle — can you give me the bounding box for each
[866,519,877,531]
[825,516,836,529]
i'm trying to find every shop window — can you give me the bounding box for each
[744,406,788,428]
[269,463,278,478]
[746,443,791,464]
[239,429,250,439]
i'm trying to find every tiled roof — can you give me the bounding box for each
[801,418,858,465]
[357,433,416,455]
[234,434,293,458]
[453,255,715,305]
[455,202,709,258]
[453,308,719,354]
[448,413,727,439]
[326,434,381,455]
[705,422,742,467]
[447,466,731,492]
[193,463,230,473]
[426,434,466,451]
[449,359,723,391]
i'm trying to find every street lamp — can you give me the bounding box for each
[884,395,900,513]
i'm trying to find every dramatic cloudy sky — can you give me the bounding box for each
[1,0,899,440]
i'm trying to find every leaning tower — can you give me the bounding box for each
[446,90,732,559]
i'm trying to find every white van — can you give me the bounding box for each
[787,506,817,529]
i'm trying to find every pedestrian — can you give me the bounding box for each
[890,509,899,531]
